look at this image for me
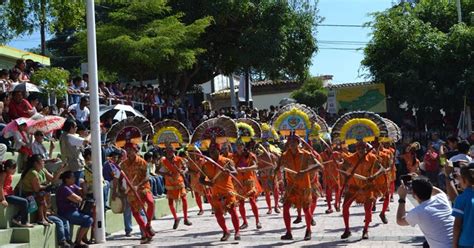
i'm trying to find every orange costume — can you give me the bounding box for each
[321,150,342,212]
[121,153,154,239]
[188,155,211,215]
[281,148,314,208]
[121,155,152,211]
[341,151,379,238]
[160,156,187,199]
[257,151,281,214]
[233,153,261,198]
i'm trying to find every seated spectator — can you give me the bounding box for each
[452,164,474,248]
[13,119,32,172]
[31,131,61,173]
[0,159,34,227]
[81,74,88,91]
[68,97,90,126]
[27,94,40,115]
[0,69,11,93]
[9,91,34,119]
[56,171,93,248]
[19,154,64,226]
[144,152,161,198]
[0,93,11,124]
[396,176,454,248]
[51,99,67,116]
[13,59,29,82]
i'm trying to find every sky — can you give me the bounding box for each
[7,0,394,84]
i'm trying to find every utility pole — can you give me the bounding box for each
[456,0,462,23]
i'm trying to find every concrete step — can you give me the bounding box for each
[11,225,56,248]
[0,229,13,245]
[0,243,29,248]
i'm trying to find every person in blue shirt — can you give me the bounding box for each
[452,163,474,248]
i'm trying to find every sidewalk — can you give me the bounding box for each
[94,193,424,247]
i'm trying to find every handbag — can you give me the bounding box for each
[79,197,95,216]
[110,195,123,214]
[26,195,38,213]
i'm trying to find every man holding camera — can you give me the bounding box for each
[396,176,454,248]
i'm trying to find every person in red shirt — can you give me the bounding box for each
[9,91,34,120]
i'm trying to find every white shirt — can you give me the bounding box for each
[31,141,49,159]
[68,104,90,124]
[405,193,454,248]
[448,153,472,164]
[67,134,85,147]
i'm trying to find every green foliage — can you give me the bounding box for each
[98,69,118,83]
[291,77,327,108]
[362,0,473,122]
[74,0,212,85]
[30,67,70,98]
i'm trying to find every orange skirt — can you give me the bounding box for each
[347,184,377,204]
[283,185,312,209]
[127,188,152,212]
[189,173,206,195]
[166,183,187,200]
[210,191,240,213]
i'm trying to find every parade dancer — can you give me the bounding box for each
[187,148,211,215]
[340,140,384,239]
[257,141,280,214]
[276,134,322,240]
[156,143,192,229]
[233,138,262,229]
[200,141,242,241]
[121,142,155,244]
[321,145,343,214]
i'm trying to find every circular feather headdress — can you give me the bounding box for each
[236,118,262,142]
[271,103,321,137]
[153,120,190,148]
[331,111,388,145]
[382,118,402,143]
[190,116,238,150]
[105,116,154,148]
[261,123,279,142]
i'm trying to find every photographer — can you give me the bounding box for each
[396,176,454,248]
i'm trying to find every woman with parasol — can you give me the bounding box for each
[190,116,242,241]
[331,111,390,240]
[153,120,193,229]
[271,104,324,241]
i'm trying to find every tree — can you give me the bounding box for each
[73,0,212,95]
[169,0,321,87]
[5,0,85,55]
[362,0,473,128]
[291,76,327,108]
[30,67,70,98]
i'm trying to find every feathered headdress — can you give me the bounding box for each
[331,111,388,145]
[236,118,262,142]
[382,118,402,143]
[271,103,314,136]
[261,123,279,142]
[190,116,238,150]
[153,120,190,148]
[106,116,154,148]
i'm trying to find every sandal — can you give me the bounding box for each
[37,220,50,226]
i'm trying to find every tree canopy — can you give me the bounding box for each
[362,0,473,126]
[291,76,327,108]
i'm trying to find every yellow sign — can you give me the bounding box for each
[335,83,387,113]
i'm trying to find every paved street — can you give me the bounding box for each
[95,194,424,247]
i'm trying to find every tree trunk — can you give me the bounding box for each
[40,0,46,55]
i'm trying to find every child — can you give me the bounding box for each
[452,164,474,248]
[0,160,34,227]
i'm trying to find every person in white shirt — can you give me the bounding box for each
[448,140,473,192]
[397,176,454,248]
[68,97,90,126]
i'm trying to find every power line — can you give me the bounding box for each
[318,24,368,28]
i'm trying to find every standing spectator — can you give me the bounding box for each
[68,97,90,126]
[59,120,89,185]
[13,119,32,172]
[452,164,474,248]
[69,77,83,104]
[430,132,444,152]
[396,177,454,248]
[424,142,440,186]
[9,91,34,119]
[81,74,89,91]
[56,171,93,248]
[447,140,472,193]
[401,143,421,174]
[0,159,34,227]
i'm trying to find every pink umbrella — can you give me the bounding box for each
[26,116,66,135]
[2,118,29,138]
